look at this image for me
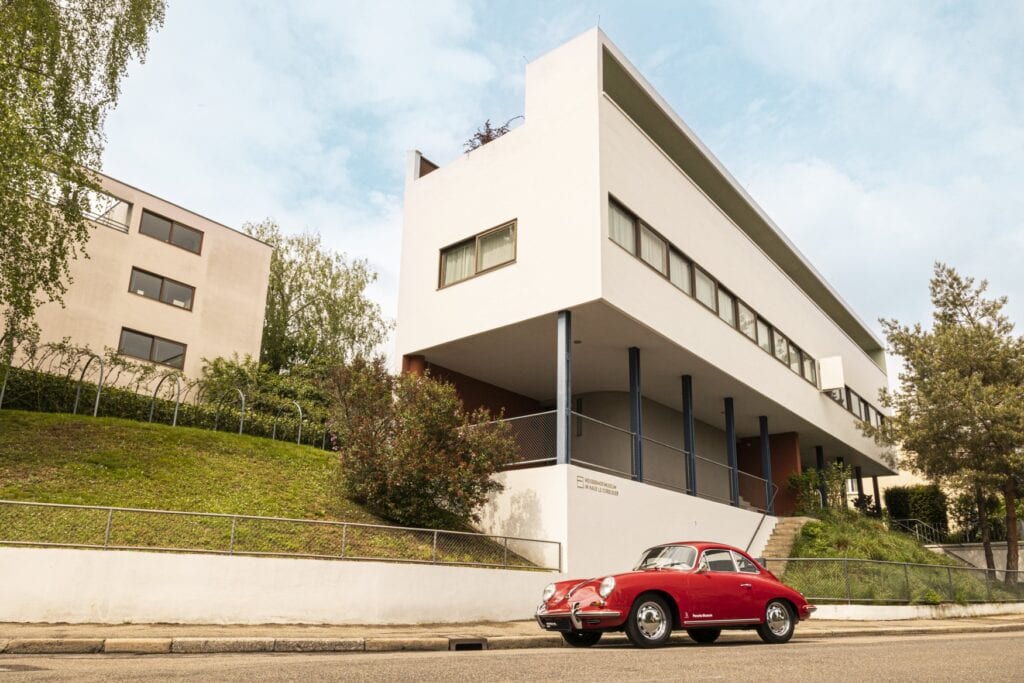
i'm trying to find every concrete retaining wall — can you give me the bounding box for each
[816,602,1024,621]
[0,547,557,625]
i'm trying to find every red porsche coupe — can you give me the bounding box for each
[536,541,815,648]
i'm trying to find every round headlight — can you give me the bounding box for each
[541,583,556,602]
[598,576,616,599]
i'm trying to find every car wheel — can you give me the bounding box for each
[625,594,672,648]
[561,631,602,648]
[685,628,721,644]
[756,599,795,644]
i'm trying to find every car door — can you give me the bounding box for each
[686,548,756,624]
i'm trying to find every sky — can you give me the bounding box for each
[102,0,1024,364]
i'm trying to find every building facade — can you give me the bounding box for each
[396,30,894,575]
[26,172,272,381]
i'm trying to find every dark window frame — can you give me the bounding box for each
[117,327,187,370]
[138,209,205,255]
[127,267,196,312]
[438,220,517,289]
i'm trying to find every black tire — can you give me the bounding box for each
[756,599,795,644]
[686,628,721,644]
[561,631,602,648]
[624,594,673,648]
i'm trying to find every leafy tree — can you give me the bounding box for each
[0,0,165,363]
[869,264,1024,582]
[244,220,390,373]
[326,360,517,528]
[463,116,522,152]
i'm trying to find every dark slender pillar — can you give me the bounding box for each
[759,416,773,514]
[836,457,848,508]
[872,475,882,511]
[629,347,642,481]
[815,446,827,509]
[682,375,696,496]
[854,465,865,504]
[724,397,739,507]
[556,311,572,465]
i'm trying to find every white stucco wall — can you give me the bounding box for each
[815,602,1024,621]
[0,547,555,625]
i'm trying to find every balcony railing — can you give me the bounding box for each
[499,410,777,514]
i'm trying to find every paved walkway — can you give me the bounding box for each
[3,614,1024,655]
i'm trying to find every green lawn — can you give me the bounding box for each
[0,410,534,568]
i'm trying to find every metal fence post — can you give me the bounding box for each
[103,509,114,548]
[503,537,509,569]
[904,563,911,602]
[229,517,237,555]
[844,558,852,604]
[432,530,438,564]
[946,566,955,602]
[341,524,347,559]
[986,570,992,602]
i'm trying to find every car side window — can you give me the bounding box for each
[703,549,736,573]
[732,551,759,574]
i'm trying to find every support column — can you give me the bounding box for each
[872,475,882,511]
[724,397,739,507]
[854,465,865,506]
[556,311,572,466]
[759,415,773,515]
[682,375,696,496]
[629,347,642,481]
[836,457,848,508]
[815,446,827,509]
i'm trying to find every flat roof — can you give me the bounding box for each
[599,35,885,361]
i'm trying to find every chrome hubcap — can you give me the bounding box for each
[636,601,667,640]
[766,603,790,636]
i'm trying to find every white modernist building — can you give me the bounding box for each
[396,29,893,576]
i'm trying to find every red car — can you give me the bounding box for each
[536,541,815,648]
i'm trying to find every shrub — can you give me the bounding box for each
[326,359,518,528]
[885,485,948,531]
[787,462,853,516]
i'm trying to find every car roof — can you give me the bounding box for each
[656,541,749,554]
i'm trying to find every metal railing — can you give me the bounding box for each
[763,557,1024,604]
[890,518,948,545]
[0,500,562,572]
[502,410,778,514]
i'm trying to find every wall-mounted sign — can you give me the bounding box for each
[576,475,619,496]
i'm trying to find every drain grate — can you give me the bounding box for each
[448,637,487,651]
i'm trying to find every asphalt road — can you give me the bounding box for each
[1,630,1021,682]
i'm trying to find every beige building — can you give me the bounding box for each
[27,172,272,380]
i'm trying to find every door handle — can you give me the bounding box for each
[740,583,752,589]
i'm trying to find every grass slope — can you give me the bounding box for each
[0,410,524,567]
[784,512,1019,604]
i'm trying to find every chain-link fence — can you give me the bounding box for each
[763,557,1024,604]
[0,500,562,572]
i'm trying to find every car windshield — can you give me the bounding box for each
[634,545,697,571]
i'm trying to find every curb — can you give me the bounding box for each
[2,623,1023,656]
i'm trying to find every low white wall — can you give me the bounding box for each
[928,543,1024,574]
[815,602,1024,621]
[0,547,557,625]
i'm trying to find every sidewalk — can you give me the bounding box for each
[3,614,1024,655]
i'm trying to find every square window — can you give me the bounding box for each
[737,302,757,341]
[669,250,691,294]
[171,223,203,254]
[609,202,636,252]
[118,329,152,361]
[129,268,162,300]
[139,211,171,242]
[717,288,736,327]
[441,240,475,286]
[152,338,186,369]
[639,223,667,274]
[694,267,716,311]
[161,279,195,310]
[756,318,772,353]
[477,224,515,271]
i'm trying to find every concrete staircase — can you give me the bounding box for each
[759,516,816,576]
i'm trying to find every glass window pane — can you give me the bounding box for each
[171,223,203,253]
[773,330,789,364]
[152,338,186,368]
[129,269,162,300]
[789,345,803,373]
[694,267,715,310]
[441,241,475,286]
[738,302,756,341]
[639,223,666,274]
[756,318,772,353]
[669,251,691,294]
[161,279,194,310]
[717,289,735,326]
[803,355,816,383]
[704,549,736,572]
[118,329,152,361]
[609,202,635,252]
[478,225,515,271]
[139,211,171,242]
[733,552,759,574]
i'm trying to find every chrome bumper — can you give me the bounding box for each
[536,603,622,630]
